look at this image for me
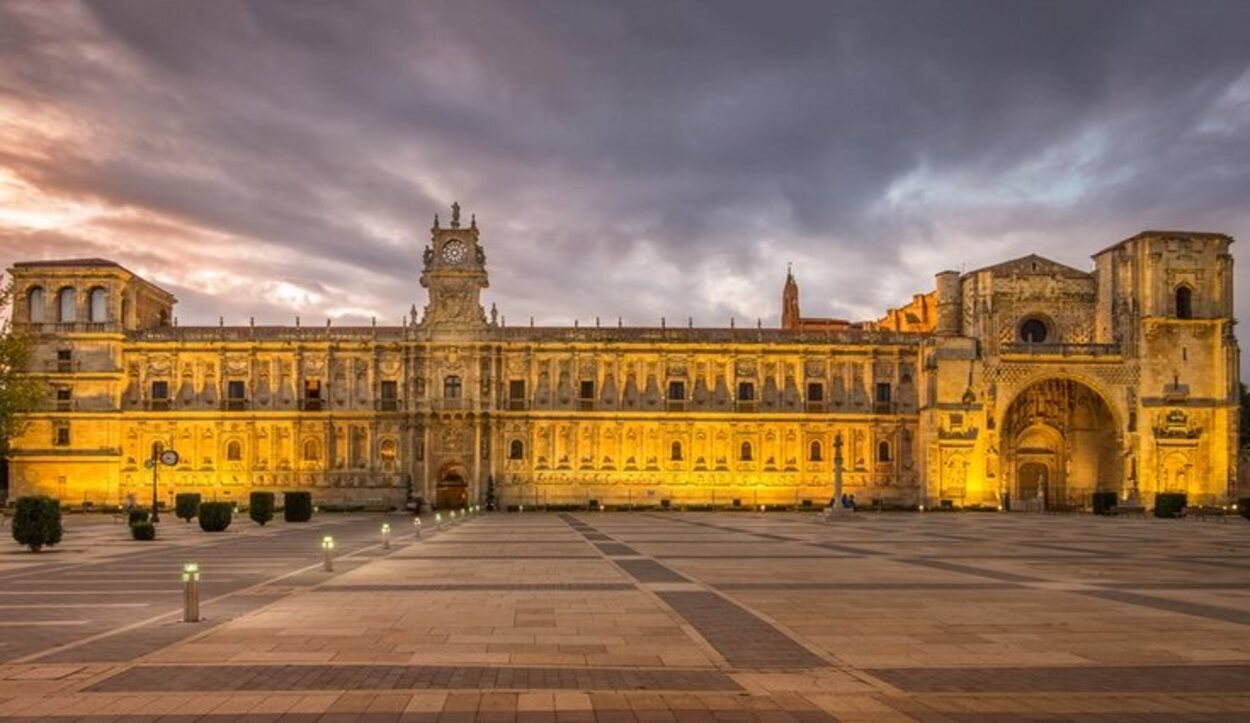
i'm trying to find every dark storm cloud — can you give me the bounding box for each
[2,0,1249,344]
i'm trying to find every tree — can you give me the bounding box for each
[0,279,46,465]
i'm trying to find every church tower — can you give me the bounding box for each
[419,202,489,330]
[781,265,800,330]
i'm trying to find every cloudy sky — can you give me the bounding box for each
[3,1,1250,342]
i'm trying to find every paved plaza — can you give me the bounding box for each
[1,510,1249,721]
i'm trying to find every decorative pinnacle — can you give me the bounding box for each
[432,213,440,230]
[451,201,461,228]
[470,213,477,230]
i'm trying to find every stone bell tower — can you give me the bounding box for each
[419,202,489,330]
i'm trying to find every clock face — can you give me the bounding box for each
[441,239,468,265]
[160,449,180,466]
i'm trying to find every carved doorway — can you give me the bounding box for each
[1017,461,1051,511]
[436,465,469,510]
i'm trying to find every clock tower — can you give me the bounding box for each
[419,202,489,330]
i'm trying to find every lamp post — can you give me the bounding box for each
[144,442,179,523]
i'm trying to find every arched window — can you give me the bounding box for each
[444,375,462,399]
[877,441,892,463]
[58,288,76,322]
[809,440,823,462]
[509,439,524,460]
[1175,286,1193,319]
[739,442,753,461]
[226,440,242,462]
[670,441,683,461]
[380,439,397,461]
[1019,318,1048,343]
[88,287,108,323]
[302,439,321,461]
[27,287,45,323]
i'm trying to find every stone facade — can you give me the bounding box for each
[5,212,1240,510]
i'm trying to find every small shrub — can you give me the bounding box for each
[130,521,156,540]
[128,509,150,526]
[1239,498,1250,521]
[175,493,201,522]
[11,496,63,552]
[249,492,275,526]
[198,502,233,532]
[1154,492,1187,519]
[1092,491,1118,515]
[283,491,313,522]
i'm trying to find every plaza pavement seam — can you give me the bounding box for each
[9,519,408,667]
[559,514,843,672]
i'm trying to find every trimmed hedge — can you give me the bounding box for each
[283,491,313,522]
[1239,498,1250,521]
[249,492,275,526]
[128,509,150,526]
[1092,491,1118,515]
[130,521,156,540]
[198,502,233,532]
[11,496,63,552]
[1154,492,1187,519]
[175,493,201,522]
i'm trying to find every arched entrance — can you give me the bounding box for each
[1002,379,1121,511]
[435,462,469,510]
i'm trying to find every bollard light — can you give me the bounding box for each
[322,535,335,572]
[413,517,423,538]
[519,504,524,514]
[381,522,391,549]
[181,562,201,623]
[435,512,442,527]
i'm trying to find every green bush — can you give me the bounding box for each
[198,502,233,532]
[1154,492,1187,519]
[11,496,63,552]
[130,521,156,540]
[283,491,313,522]
[1092,491,1118,515]
[128,509,150,525]
[175,493,201,522]
[249,492,275,526]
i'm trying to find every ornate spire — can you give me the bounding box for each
[432,213,440,230]
[470,213,477,230]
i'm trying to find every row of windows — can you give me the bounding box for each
[506,379,898,403]
[27,286,109,324]
[506,438,894,463]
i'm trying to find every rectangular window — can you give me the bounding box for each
[380,380,398,411]
[227,380,245,399]
[807,383,824,402]
[55,387,72,411]
[150,380,170,411]
[304,379,323,411]
[53,422,70,447]
[737,381,755,401]
[875,382,892,404]
[508,379,526,411]
[579,380,595,399]
[667,380,686,400]
[56,349,72,373]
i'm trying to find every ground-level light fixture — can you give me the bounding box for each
[322,535,335,571]
[181,562,200,623]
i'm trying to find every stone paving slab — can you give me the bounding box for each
[87,664,744,692]
[865,663,1250,693]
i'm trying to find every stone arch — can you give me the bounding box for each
[1001,377,1122,511]
[435,461,469,509]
